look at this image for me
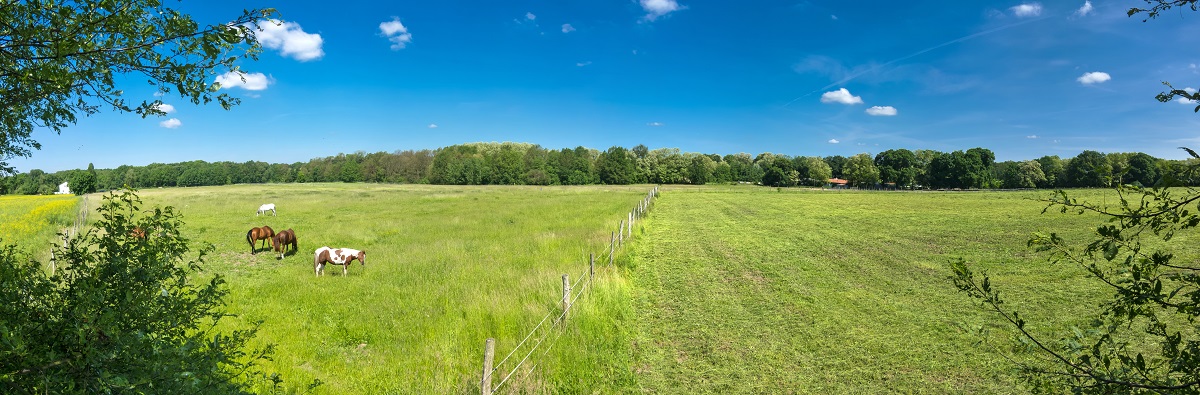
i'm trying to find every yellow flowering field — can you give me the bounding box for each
[0,195,80,259]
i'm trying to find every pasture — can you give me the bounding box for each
[625,186,1161,393]
[119,183,646,393]
[5,184,1171,393]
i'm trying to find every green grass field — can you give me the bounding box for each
[627,186,1122,393]
[122,183,647,394]
[6,184,1166,393]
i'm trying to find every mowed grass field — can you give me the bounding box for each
[121,183,646,394]
[627,186,1135,393]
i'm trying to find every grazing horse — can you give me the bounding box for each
[314,246,367,276]
[257,203,276,216]
[246,225,275,254]
[271,228,298,259]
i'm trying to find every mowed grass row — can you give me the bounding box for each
[0,194,79,262]
[628,186,1122,393]
[128,183,649,393]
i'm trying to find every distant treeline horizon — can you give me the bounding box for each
[2,142,1196,195]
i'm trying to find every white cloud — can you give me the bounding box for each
[1077,71,1111,85]
[254,19,324,61]
[428,123,439,128]
[159,118,182,129]
[215,71,271,91]
[641,0,685,21]
[831,15,838,20]
[380,17,413,50]
[647,122,664,127]
[1010,3,1043,17]
[1026,135,1039,139]
[576,61,592,67]
[526,12,536,20]
[1074,1,1094,16]
[828,139,840,144]
[865,106,897,116]
[153,103,176,114]
[152,91,164,97]
[820,88,863,105]
[215,72,270,91]
[562,23,576,33]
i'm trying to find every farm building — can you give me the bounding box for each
[828,178,848,189]
[55,182,70,195]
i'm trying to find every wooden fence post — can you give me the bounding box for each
[618,220,624,247]
[481,338,495,395]
[609,232,615,266]
[562,274,571,320]
[589,253,595,280]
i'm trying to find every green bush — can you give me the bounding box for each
[0,190,286,394]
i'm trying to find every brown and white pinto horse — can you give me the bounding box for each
[271,228,298,259]
[314,246,367,276]
[246,225,275,254]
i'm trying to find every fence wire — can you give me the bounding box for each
[487,186,658,394]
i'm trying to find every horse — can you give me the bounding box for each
[271,228,297,259]
[314,246,367,276]
[246,225,275,254]
[257,203,276,216]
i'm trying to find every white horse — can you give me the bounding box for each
[256,203,276,216]
[315,246,367,276]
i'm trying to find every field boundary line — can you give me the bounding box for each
[482,185,659,395]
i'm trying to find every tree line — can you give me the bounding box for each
[2,142,1196,195]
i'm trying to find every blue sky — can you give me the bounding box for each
[13,0,1200,172]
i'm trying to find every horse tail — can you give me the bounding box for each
[246,229,254,247]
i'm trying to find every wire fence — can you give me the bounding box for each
[50,195,89,276]
[480,185,659,395]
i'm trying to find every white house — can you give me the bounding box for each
[55,182,70,195]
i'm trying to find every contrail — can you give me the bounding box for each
[783,15,1051,107]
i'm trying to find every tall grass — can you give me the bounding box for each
[128,183,648,393]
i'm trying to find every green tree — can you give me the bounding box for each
[687,155,716,185]
[1126,152,1160,187]
[597,146,637,185]
[759,156,797,187]
[823,155,848,179]
[723,153,759,183]
[1066,150,1109,188]
[843,153,880,188]
[70,163,98,195]
[0,190,287,393]
[1037,155,1066,188]
[999,160,1046,189]
[0,2,276,174]
[793,156,832,186]
[875,149,918,189]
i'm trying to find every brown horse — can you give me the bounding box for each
[272,228,298,259]
[246,225,275,254]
